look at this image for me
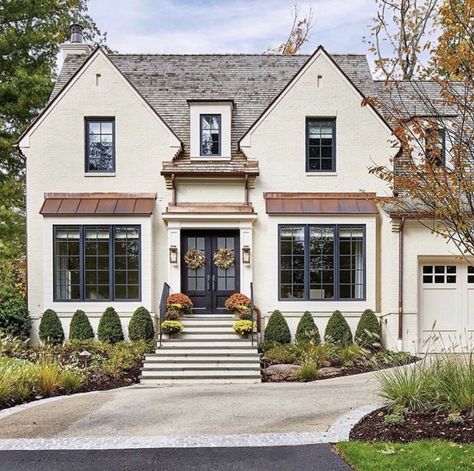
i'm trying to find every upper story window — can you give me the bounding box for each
[85,118,115,173]
[425,127,446,167]
[306,118,336,172]
[54,225,140,302]
[200,114,221,156]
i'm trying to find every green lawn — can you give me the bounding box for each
[336,441,474,471]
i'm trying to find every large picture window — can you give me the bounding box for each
[54,225,140,301]
[85,118,115,172]
[279,224,365,301]
[306,118,336,172]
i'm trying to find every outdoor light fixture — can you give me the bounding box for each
[242,245,251,264]
[169,245,178,264]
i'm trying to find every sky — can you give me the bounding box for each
[87,0,376,55]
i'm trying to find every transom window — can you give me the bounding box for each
[422,265,456,284]
[200,114,221,156]
[425,128,446,167]
[54,225,140,301]
[279,225,365,300]
[85,118,115,172]
[306,118,336,172]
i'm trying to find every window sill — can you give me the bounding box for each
[84,172,116,177]
[305,172,338,177]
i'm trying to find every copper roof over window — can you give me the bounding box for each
[40,193,157,216]
[264,193,378,215]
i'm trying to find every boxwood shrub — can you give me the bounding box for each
[355,309,382,349]
[128,306,155,341]
[39,309,64,345]
[264,310,291,344]
[69,310,94,341]
[295,311,320,344]
[324,310,352,346]
[97,307,124,344]
[0,296,31,340]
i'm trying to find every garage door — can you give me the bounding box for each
[420,263,474,352]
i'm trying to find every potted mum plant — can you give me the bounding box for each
[224,293,252,319]
[232,319,255,338]
[166,293,193,318]
[160,320,184,338]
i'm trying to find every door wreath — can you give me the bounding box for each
[184,248,206,270]
[213,248,235,270]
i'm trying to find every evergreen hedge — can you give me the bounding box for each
[128,306,155,341]
[39,309,64,345]
[264,310,291,344]
[355,309,382,349]
[324,310,353,346]
[295,311,320,344]
[97,307,124,344]
[0,297,31,340]
[69,310,94,341]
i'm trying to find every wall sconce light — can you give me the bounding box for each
[169,245,178,264]
[242,245,251,264]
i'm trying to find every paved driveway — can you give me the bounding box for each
[0,371,380,439]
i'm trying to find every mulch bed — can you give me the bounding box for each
[350,407,474,444]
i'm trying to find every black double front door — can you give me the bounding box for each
[181,230,240,314]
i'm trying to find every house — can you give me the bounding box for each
[18,26,473,378]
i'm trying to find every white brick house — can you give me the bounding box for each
[18,30,474,360]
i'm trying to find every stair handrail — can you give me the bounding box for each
[158,282,170,348]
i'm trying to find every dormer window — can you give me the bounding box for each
[425,128,446,167]
[85,118,115,173]
[200,114,221,156]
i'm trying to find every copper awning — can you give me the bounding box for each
[264,192,378,215]
[40,193,157,216]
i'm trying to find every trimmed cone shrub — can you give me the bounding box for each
[324,310,352,346]
[128,306,155,342]
[295,311,320,344]
[69,310,94,341]
[264,310,291,344]
[0,296,31,340]
[39,309,64,345]
[97,307,124,344]
[355,309,382,349]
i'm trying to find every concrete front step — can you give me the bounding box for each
[145,356,259,363]
[142,364,261,371]
[151,349,259,356]
[140,369,261,377]
[162,341,254,348]
[140,377,261,385]
[180,321,236,328]
[182,315,234,320]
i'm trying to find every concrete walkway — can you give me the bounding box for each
[0,371,380,440]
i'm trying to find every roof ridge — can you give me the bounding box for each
[108,52,367,58]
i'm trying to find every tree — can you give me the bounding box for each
[0,0,107,265]
[268,3,314,55]
[368,0,474,257]
[367,0,440,79]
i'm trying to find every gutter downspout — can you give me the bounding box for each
[398,217,406,348]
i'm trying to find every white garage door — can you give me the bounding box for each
[420,263,474,352]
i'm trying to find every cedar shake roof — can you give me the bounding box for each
[40,193,157,216]
[264,193,378,215]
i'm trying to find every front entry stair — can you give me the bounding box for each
[140,314,262,384]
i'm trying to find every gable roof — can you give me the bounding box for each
[49,51,377,157]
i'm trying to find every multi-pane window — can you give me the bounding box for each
[85,118,115,172]
[425,128,446,167]
[54,225,140,301]
[306,118,336,172]
[200,114,221,156]
[468,266,474,284]
[216,236,236,291]
[422,265,456,284]
[279,225,365,300]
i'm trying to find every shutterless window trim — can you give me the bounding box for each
[199,114,221,157]
[53,224,141,302]
[425,127,446,167]
[278,224,366,301]
[306,117,336,172]
[84,117,116,173]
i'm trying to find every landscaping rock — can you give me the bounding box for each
[320,360,331,368]
[265,364,302,381]
[318,367,343,379]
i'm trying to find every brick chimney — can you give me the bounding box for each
[60,24,91,57]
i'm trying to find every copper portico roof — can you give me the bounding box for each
[264,192,378,215]
[40,193,157,216]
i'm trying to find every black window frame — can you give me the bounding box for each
[306,118,336,173]
[278,224,366,301]
[425,127,446,167]
[53,225,141,302]
[85,117,116,173]
[200,114,221,157]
